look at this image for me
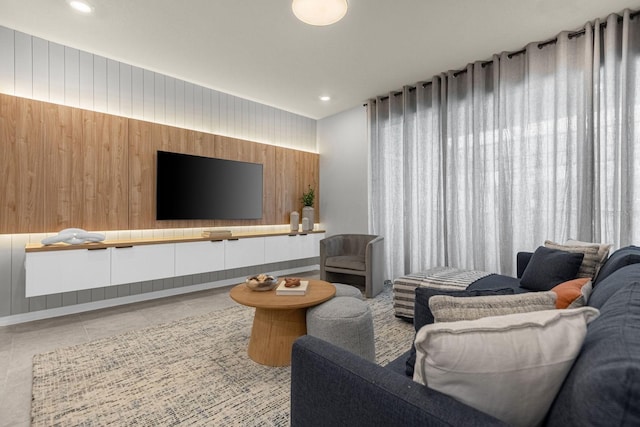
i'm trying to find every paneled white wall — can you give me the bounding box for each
[0,25,319,318]
[0,25,317,152]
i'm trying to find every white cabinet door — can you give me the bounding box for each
[175,240,225,276]
[25,248,111,297]
[110,243,175,285]
[299,232,324,258]
[264,234,300,263]
[225,237,265,269]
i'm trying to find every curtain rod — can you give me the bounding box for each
[366,11,638,105]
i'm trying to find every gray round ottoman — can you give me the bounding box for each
[332,283,364,300]
[306,296,375,361]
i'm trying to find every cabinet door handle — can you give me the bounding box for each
[228,238,239,241]
[210,239,223,242]
[115,245,133,249]
[87,247,108,251]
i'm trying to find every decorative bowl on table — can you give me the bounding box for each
[246,274,278,291]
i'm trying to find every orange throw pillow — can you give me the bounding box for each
[550,278,591,309]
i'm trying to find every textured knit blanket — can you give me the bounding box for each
[392,267,492,320]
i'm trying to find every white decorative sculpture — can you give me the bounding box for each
[41,228,106,245]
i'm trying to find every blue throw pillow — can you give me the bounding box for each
[520,246,584,291]
[405,286,515,377]
[593,245,640,287]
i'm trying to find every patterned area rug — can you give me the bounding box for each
[31,284,413,426]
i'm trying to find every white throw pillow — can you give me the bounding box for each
[413,307,600,427]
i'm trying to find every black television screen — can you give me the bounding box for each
[156,151,263,220]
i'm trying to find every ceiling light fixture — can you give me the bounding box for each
[320,96,331,102]
[69,0,93,14]
[292,0,348,26]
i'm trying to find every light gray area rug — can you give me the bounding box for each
[31,285,413,426]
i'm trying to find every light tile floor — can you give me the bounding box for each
[0,271,320,427]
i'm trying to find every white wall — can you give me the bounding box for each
[317,105,369,236]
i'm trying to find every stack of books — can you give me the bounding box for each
[276,280,309,296]
[201,230,232,239]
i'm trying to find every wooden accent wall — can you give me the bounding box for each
[0,94,319,233]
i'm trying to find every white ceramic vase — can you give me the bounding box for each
[290,211,300,232]
[302,206,314,231]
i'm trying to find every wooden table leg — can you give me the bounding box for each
[247,307,307,366]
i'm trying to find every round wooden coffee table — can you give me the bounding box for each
[229,279,335,366]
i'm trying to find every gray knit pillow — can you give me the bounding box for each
[430,292,557,323]
[544,240,603,279]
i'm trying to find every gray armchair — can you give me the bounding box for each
[320,234,384,298]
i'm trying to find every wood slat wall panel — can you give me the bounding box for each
[128,119,156,230]
[12,96,44,232]
[43,102,78,230]
[274,148,320,224]
[0,94,17,231]
[83,111,129,230]
[1,96,318,233]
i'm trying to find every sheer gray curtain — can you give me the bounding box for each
[369,10,640,281]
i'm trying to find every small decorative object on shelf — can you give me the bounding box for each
[41,228,106,245]
[201,229,232,239]
[301,185,315,232]
[276,279,309,295]
[290,211,300,233]
[245,274,278,291]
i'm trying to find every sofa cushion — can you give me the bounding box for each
[520,246,584,291]
[405,286,514,377]
[546,282,640,426]
[588,263,640,309]
[413,307,600,427]
[467,273,529,293]
[593,245,640,286]
[429,292,557,323]
[550,278,592,309]
[325,255,365,271]
[545,240,605,279]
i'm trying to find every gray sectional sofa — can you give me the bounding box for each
[290,246,640,426]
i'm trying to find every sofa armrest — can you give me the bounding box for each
[320,236,343,281]
[291,335,507,427]
[517,251,534,278]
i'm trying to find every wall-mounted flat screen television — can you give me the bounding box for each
[156,150,263,220]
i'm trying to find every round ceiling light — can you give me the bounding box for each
[69,0,93,14]
[320,95,331,101]
[292,0,348,26]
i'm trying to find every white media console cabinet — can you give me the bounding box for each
[24,231,325,297]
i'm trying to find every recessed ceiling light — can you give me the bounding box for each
[69,0,93,14]
[320,96,331,102]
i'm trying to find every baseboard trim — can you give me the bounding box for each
[0,265,318,326]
